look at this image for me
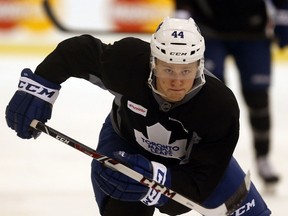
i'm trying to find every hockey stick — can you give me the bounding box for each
[30,119,251,216]
[43,0,149,34]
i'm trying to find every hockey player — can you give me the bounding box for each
[175,0,288,185]
[6,17,271,215]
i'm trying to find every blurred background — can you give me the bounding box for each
[1,0,287,56]
[0,0,287,215]
[0,0,175,55]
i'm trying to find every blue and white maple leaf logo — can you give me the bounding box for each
[134,123,187,159]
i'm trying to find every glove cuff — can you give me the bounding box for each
[141,161,168,206]
[18,69,61,105]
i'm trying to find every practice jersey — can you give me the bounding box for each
[35,35,240,204]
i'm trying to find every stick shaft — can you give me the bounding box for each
[30,119,249,216]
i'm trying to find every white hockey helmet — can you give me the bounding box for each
[150,17,205,64]
[148,17,206,100]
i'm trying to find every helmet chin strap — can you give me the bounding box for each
[148,57,173,99]
[147,70,168,99]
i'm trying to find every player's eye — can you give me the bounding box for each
[164,69,173,74]
[182,70,193,76]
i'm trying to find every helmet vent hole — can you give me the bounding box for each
[171,43,186,45]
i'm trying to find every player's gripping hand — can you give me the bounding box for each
[93,151,171,206]
[5,68,61,139]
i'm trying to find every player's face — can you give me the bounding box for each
[155,59,198,102]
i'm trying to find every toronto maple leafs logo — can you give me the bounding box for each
[134,123,187,159]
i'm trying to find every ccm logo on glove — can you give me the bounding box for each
[141,162,168,206]
[18,70,59,104]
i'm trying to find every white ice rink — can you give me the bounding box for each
[0,36,287,215]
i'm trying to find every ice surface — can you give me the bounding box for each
[0,51,287,215]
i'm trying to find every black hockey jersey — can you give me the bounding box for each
[35,35,240,205]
